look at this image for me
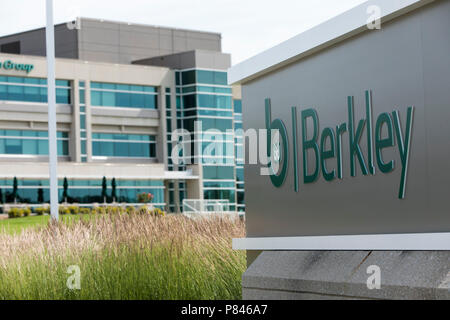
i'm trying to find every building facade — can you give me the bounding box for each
[0,18,244,213]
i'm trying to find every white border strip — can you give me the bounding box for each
[228,0,436,84]
[232,232,450,250]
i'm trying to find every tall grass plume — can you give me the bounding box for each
[0,214,246,299]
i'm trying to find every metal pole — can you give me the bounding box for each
[46,0,59,221]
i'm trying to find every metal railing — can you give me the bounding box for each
[182,199,235,216]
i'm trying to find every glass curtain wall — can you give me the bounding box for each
[0,76,70,104]
[175,69,236,210]
[233,99,245,212]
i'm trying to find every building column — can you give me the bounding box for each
[157,86,168,165]
[169,83,177,171]
[70,79,81,162]
[185,164,203,205]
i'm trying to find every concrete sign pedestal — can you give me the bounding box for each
[243,251,450,300]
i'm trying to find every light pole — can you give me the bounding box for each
[46,0,59,221]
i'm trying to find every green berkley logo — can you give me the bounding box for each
[0,60,34,73]
[265,90,414,199]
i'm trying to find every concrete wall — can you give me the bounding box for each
[232,85,242,100]
[186,164,204,200]
[243,251,450,300]
[0,161,166,180]
[78,18,222,64]
[0,52,169,84]
[133,49,231,70]
[0,18,222,65]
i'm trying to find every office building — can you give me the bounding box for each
[0,18,244,213]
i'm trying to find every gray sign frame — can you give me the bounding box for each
[233,0,450,248]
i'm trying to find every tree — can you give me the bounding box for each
[101,176,107,203]
[63,177,69,203]
[111,178,117,203]
[0,188,3,204]
[37,184,44,204]
[12,176,18,204]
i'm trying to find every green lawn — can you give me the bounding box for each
[0,214,86,234]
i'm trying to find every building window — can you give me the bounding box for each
[0,76,71,104]
[203,165,235,180]
[0,130,69,156]
[182,118,233,132]
[233,99,242,113]
[181,86,232,94]
[79,81,87,162]
[181,71,196,85]
[197,94,232,109]
[0,178,165,205]
[90,82,158,109]
[203,189,235,203]
[166,88,174,171]
[0,41,20,54]
[92,133,156,158]
[196,70,228,85]
[203,181,235,188]
[179,181,186,211]
[180,70,228,86]
[237,191,245,211]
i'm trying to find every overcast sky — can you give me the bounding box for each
[0,0,368,64]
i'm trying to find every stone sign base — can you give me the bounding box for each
[242,251,450,300]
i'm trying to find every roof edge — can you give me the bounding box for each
[0,16,222,40]
[228,0,437,85]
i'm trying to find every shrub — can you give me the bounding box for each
[58,206,70,215]
[151,208,165,217]
[8,207,21,218]
[106,206,119,215]
[79,207,91,215]
[137,205,149,215]
[103,206,128,215]
[35,207,45,216]
[126,206,135,215]
[92,206,106,215]
[68,206,79,215]
[22,207,31,217]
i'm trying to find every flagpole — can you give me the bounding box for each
[46,0,59,221]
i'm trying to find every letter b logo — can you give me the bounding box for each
[265,98,289,187]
